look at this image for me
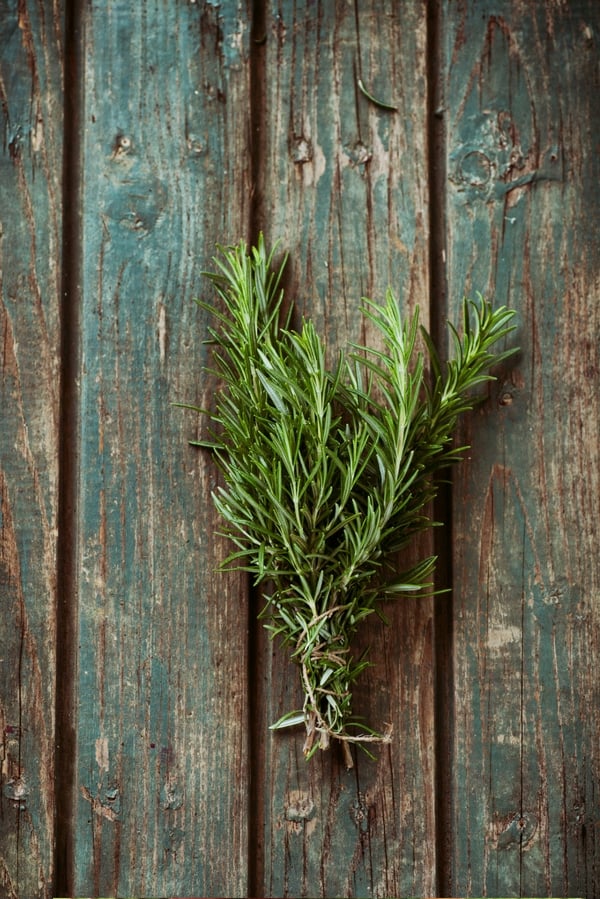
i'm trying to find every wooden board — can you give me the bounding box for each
[1,1,599,896]
[443,2,600,896]
[254,3,437,896]
[71,2,252,896]
[0,3,63,897]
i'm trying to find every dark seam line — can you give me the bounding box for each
[426,1,455,897]
[247,1,267,897]
[53,0,83,895]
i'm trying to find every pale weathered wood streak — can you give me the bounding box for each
[3,2,600,896]
[444,2,600,895]
[0,2,63,897]
[72,3,251,896]
[255,3,436,896]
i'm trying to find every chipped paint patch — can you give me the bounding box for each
[486,624,522,649]
[162,779,184,811]
[3,776,30,810]
[95,736,109,773]
[284,790,317,835]
[80,784,120,822]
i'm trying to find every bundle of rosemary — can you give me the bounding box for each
[182,236,516,765]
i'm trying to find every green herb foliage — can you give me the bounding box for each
[182,236,517,765]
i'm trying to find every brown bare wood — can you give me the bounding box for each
[253,3,437,896]
[444,2,600,896]
[0,3,63,897]
[2,2,598,896]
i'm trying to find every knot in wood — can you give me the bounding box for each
[458,150,493,188]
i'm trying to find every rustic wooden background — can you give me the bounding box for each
[1,1,598,897]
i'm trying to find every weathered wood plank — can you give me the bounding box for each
[444,2,600,896]
[0,3,63,897]
[72,3,251,896]
[255,3,436,896]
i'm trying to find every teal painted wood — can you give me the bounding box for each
[0,3,63,896]
[444,2,600,896]
[254,3,437,896]
[3,3,598,896]
[72,3,251,896]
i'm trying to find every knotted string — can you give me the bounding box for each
[294,605,393,768]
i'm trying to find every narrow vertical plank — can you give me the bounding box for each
[256,3,435,896]
[0,3,63,897]
[444,2,600,896]
[73,3,251,896]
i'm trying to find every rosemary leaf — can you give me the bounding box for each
[181,235,518,765]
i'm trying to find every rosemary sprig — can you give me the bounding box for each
[182,236,517,765]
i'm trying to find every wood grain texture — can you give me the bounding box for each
[0,2,63,897]
[254,3,436,896]
[72,3,251,896]
[444,2,600,896]
[2,2,598,896]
